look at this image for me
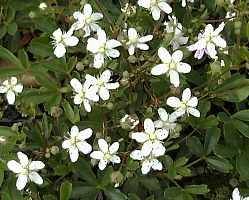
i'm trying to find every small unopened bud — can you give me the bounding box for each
[28,11,36,19]
[50,106,63,118]
[120,114,139,130]
[106,102,114,110]
[76,62,85,71]
[50,146,59,155]
[45,152,50,158]
[0,136,6,144]
[111,171,124,188]
[39,2,48,10]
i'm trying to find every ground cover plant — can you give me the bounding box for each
[0,0,249,199]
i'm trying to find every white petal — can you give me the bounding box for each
[99,87,110,100]
[52,28,62,41]
[97,29,107,43]
[172,50,183,63]
[98,139,108,153]
[7,160,22,173]
[141,160,152,174]
[182,88,191,102]
[128,28,138,40]
[29,172,43,185]
[212,36,227,48]
[138,0,150,8]
[70,125,79,137]
[10,77,17,85]
[138,35,153,43]
[151,6,161,21]
[100,70,111,82]
[106,49,120,58]
[205,24,214,34]
[85,90,99,102]
[98,159,108,170]
[84,4,92,16]
[213,22,225,35]
[182,0,186,7]
[188,107,200,117]
[62,139,71,149]
[173,108,186,118]
[187,97,198,107]
[110,155,121,164]
[152,141,166,156]
[155,129,169,140]
[69,146,79,162]
[64,36,79,47]
[93,53,104,68]
[0,86,7,93]
[232,188,240,200]
[106,39,122,49]
[166,97,181,108]
[17,152,29,167]
[16,175,28,190]
[151,64,168,75]
[194,49,205,60]
[131,132,149,143]
[87,38,99,53]
[158,2,172,14]
[144,118,155,134]
[77,141,92,154]
[137,43,149,50]
[14,84,23,93]
[6,90,15,104]
[176,62,191,73]
[74,94,83,105]
[154,120,163,128]
[91,13,103,21]
[83,99,92,112]
[158,47,171,63]
[70,78,83,93]
[29,161,45,171]
[106,82,119,90]
[141,141,153,157]
[128,45,135,55]
[73,11,82,20]
[109,142,119,154]
[54,43,66,58]
[78,128,93,140]
[130,150,144,160]
[206,42,217,59]
[158,108,168,121]
[151,159,163,171]
[90,151,104,160]
[169,70,180,87]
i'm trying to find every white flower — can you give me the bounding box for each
[230,188,249,200]
[151,47,191,87]
[154,108,177,132]
[51,28,79,58]
[126,28,153,55]
[131,118,168,157]
[188,23,227,60]
[230,0,235,4]
[138,0,172,21]
[72,4,103,37]
[226,11,236,21]
[0,77,23,104]
[62,126,92,162]
[7,152,45,190]
[39,2,47,10]
[87,29,122,68]
[130,150,163,174]
[70,78,99,112]
[120,114,139,130]
[164,16,188,50]
[167,88,200,118]
[181,0,194,7]
[90,139,121,170]
[85,70,119,101]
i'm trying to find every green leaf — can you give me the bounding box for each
[62,100,77,124]
[237,149,249,180]
[104,189,127,200]
[60,181,72,200]
[0,126,16,137]
[0,45,23,68]
[7,22,17,36]
[232,119,249,138]
[18,49,30,69]
[0,67,24,78]
[206,156,233,173]
[232,110,249,121]
[138,176,161,191]
[204,127,221,155]
[71,185,99,199]
[0,169,4,187]
[28,36,53,58]
[184,185,209,195]
[164,187,193,200]
[186,136,203,156]
[0,26,7,39]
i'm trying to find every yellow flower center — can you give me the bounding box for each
[149,133,156,140]
[104,153,111,160]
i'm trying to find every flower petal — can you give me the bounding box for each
[182,88,191,102]
[106,39,122,49]
[93,53,105,68]
[172,50,183,63]
[29,161,45,171]
[152,141,166,156]
[158,108,168,121]
[187,97,198,107]
[99,86,110,100]
[0,86,7,93]
[110,155,121,164]
[14,84,23,93]
[177,62,191,73]
[83,99,92,112]
[69,146,79,162]
[144,118,155,134]
[70,125,79,137]
[128,28,138,40]
[141,140,153,157]
[84,4,92,16]
[54,43,66,58]
[6,90,15,104]
[62,139,71,149]
[78,128,93,140]
[16,175,28,190]
[77,141,92,154]
[151,64,168,75]
[29,171,43,185]
[151,159,163,171]
[131,132,149,143]
[158,2,172,14]
[98,139,108,153]
[106,49,120,58]
[7,160,22,173]
[90,151,104,160]
[109,142,119,154]
[70,78,82,93]
[17,152,29,167]
[166,97,181,108]
[155,129,169,140]
[138,0,150,8]
[158,47,171,63]
[130,150,144,160]
[98,159,108,170]
[151,6,161,21]
[138,35,153,43]
[169,70,180,87]
[188,107,200,117]
[141,160,152,174]
[212,36,227,48]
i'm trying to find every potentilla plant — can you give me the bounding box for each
[0,0,248,199]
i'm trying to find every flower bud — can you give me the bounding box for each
[50,106,63,118]
[76,62,85,71]
[39,2,48,10]
[50,146,60,155]
[111,171,124,188]
[0,136,6,144]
